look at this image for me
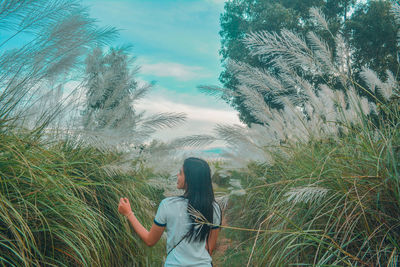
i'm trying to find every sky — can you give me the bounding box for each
[82,0,243,145]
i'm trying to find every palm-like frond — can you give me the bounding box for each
[139,112,187,130]
[81,47,187,148]
[131,83,152,103]
[169,134,216,148]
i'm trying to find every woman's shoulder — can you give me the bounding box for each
[161,196,187,206]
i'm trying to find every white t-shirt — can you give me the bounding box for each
[154,197,221,267]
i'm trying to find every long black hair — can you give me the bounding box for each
[183,157,216,242]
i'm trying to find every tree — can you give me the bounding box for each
[83,47,140,132]
[346,1,399,79]
[82,47,186,147]
[217,0,397,125]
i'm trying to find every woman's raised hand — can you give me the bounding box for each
[118,197,133,217]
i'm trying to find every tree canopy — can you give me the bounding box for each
[219,0,399,125]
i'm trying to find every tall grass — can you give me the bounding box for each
[201,4,400,267]
[0,127,164,266]
[0,2,168,265]
[221,107,399,265]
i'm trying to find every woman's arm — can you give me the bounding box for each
[206,228,220,255]
[119,198,165,247]
[125,212,165,246]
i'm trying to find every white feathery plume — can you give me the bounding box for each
[237,85,271,124]
[214,124,250,147]
[101,163,135,177]
[285,186,329,204]
[384,70,396,92]
[379,70,396,101]
[187,204,210,228]
[244,30,313,70]
[334,34,352,84]
[319,84,336,120]
[360,67,382,94]
[333,90,347,111]
[307,31,335,74]
[309,7,330,32]
[198,6,398,169]
[228,60,286,94]
[360,98,371,116]
[347,86,366,115]
[0,1,118,129]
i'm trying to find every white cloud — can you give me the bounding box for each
[135,95,243,143]
[136,97,240,124]
[140,62,210,81]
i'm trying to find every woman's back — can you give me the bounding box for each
[118,157,221,267]
[154,197,221,266]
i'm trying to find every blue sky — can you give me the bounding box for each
[82,0,242,142]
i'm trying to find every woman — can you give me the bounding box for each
[118,157,222,266]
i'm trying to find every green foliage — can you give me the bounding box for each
[219,101,400,266]
[207,3,400,265]
[0,129,164,266]
[211,161,231,187]
[346,1,399,79]
[0,1,184,266]
[218,0,398,125]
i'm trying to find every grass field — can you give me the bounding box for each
[0,128,165,266]
[215,101,400,266]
